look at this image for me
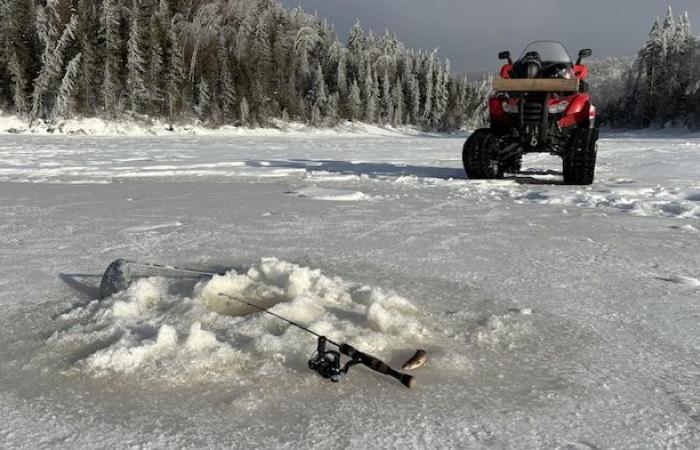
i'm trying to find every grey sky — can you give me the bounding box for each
[278,0,700,72]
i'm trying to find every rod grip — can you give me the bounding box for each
[339,344,416,388]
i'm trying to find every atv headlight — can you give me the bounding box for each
[548,100,570,114]
[502,101,518,114]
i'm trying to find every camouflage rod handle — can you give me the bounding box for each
[338,344,416,389]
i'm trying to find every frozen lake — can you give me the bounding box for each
[0,130,698,448]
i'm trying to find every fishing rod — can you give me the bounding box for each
[218,292,416,388]
[119,260,222,276]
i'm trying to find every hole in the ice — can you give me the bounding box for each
[205,292,289,318]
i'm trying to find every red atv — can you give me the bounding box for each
[463,41,599,185]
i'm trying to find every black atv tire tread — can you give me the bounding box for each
[503,154,522,174]
[564,128,598,185]
[463,129,503,179]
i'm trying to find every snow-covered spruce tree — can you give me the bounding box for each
[382,67,395,124]
[126,0,147,114]
[218,33,236,124]
[73,0,99,116]
[0,0,8,96]
[409,73,421,124]
[430,64,447,128]
[149,0,173,116]
[310,102,322,126]
[674,13,695,123]
[463,77,491,130]
[421,51,436,127]
[348,21,366,95]
[392,79,404,127]
[101,0,122,118]
[362,57,376,123]
[449,76,469,129]
[181,2,220,120]
[655,6,676,124]
[30,2,78,125]
[370,69,380,123]
[250,18,275,122]
[2,0,34,115]
[347,19,365,61]
[295,26,320,76]
[51,53,81,119]
[659,10,695,124]
[195,77,211,120]
[7,50,28,115]
[432,61,449,129]
[326,92,340,126]
[631,17,663,127]
[166,24,186,122]
[661,5,675,55]
[400,58,413,121]
[348,79,361,120]
[240,96,250,125]
[311,63,327,106]
[282,72,300,120]
[336,49,348,97]
[148,13,165,115]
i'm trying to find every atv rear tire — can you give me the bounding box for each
[563,128,598,185]
[463,129,503,179]
[502,154,522,174]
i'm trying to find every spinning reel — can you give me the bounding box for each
[308,336,360,383]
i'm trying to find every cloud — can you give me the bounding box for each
[279,0,700,72]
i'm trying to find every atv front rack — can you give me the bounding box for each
[493,78,579,93]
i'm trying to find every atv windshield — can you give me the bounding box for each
[519,41,572,65]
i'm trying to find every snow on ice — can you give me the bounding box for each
[48,258,430,384]
[1,127,698,219]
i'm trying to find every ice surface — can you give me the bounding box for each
[0,131,698,220]
[0,129,697,448]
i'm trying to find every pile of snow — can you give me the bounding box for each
[511,185,700,219]
[286,187,375,202]
[48,258,431,385]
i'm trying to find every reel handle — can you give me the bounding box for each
[338,344,416,389]
[316,336,328,353]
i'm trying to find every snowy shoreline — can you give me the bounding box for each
[4,113,700,140]
[0,113,466,139]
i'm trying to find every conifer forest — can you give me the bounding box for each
[0,0,490,130]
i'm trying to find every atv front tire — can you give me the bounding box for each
[563,128,598,185]
[463,129,503,179]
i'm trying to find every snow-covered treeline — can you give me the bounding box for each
[604,7,700,129]
[0,0,489,130]
[586,56,635,117]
